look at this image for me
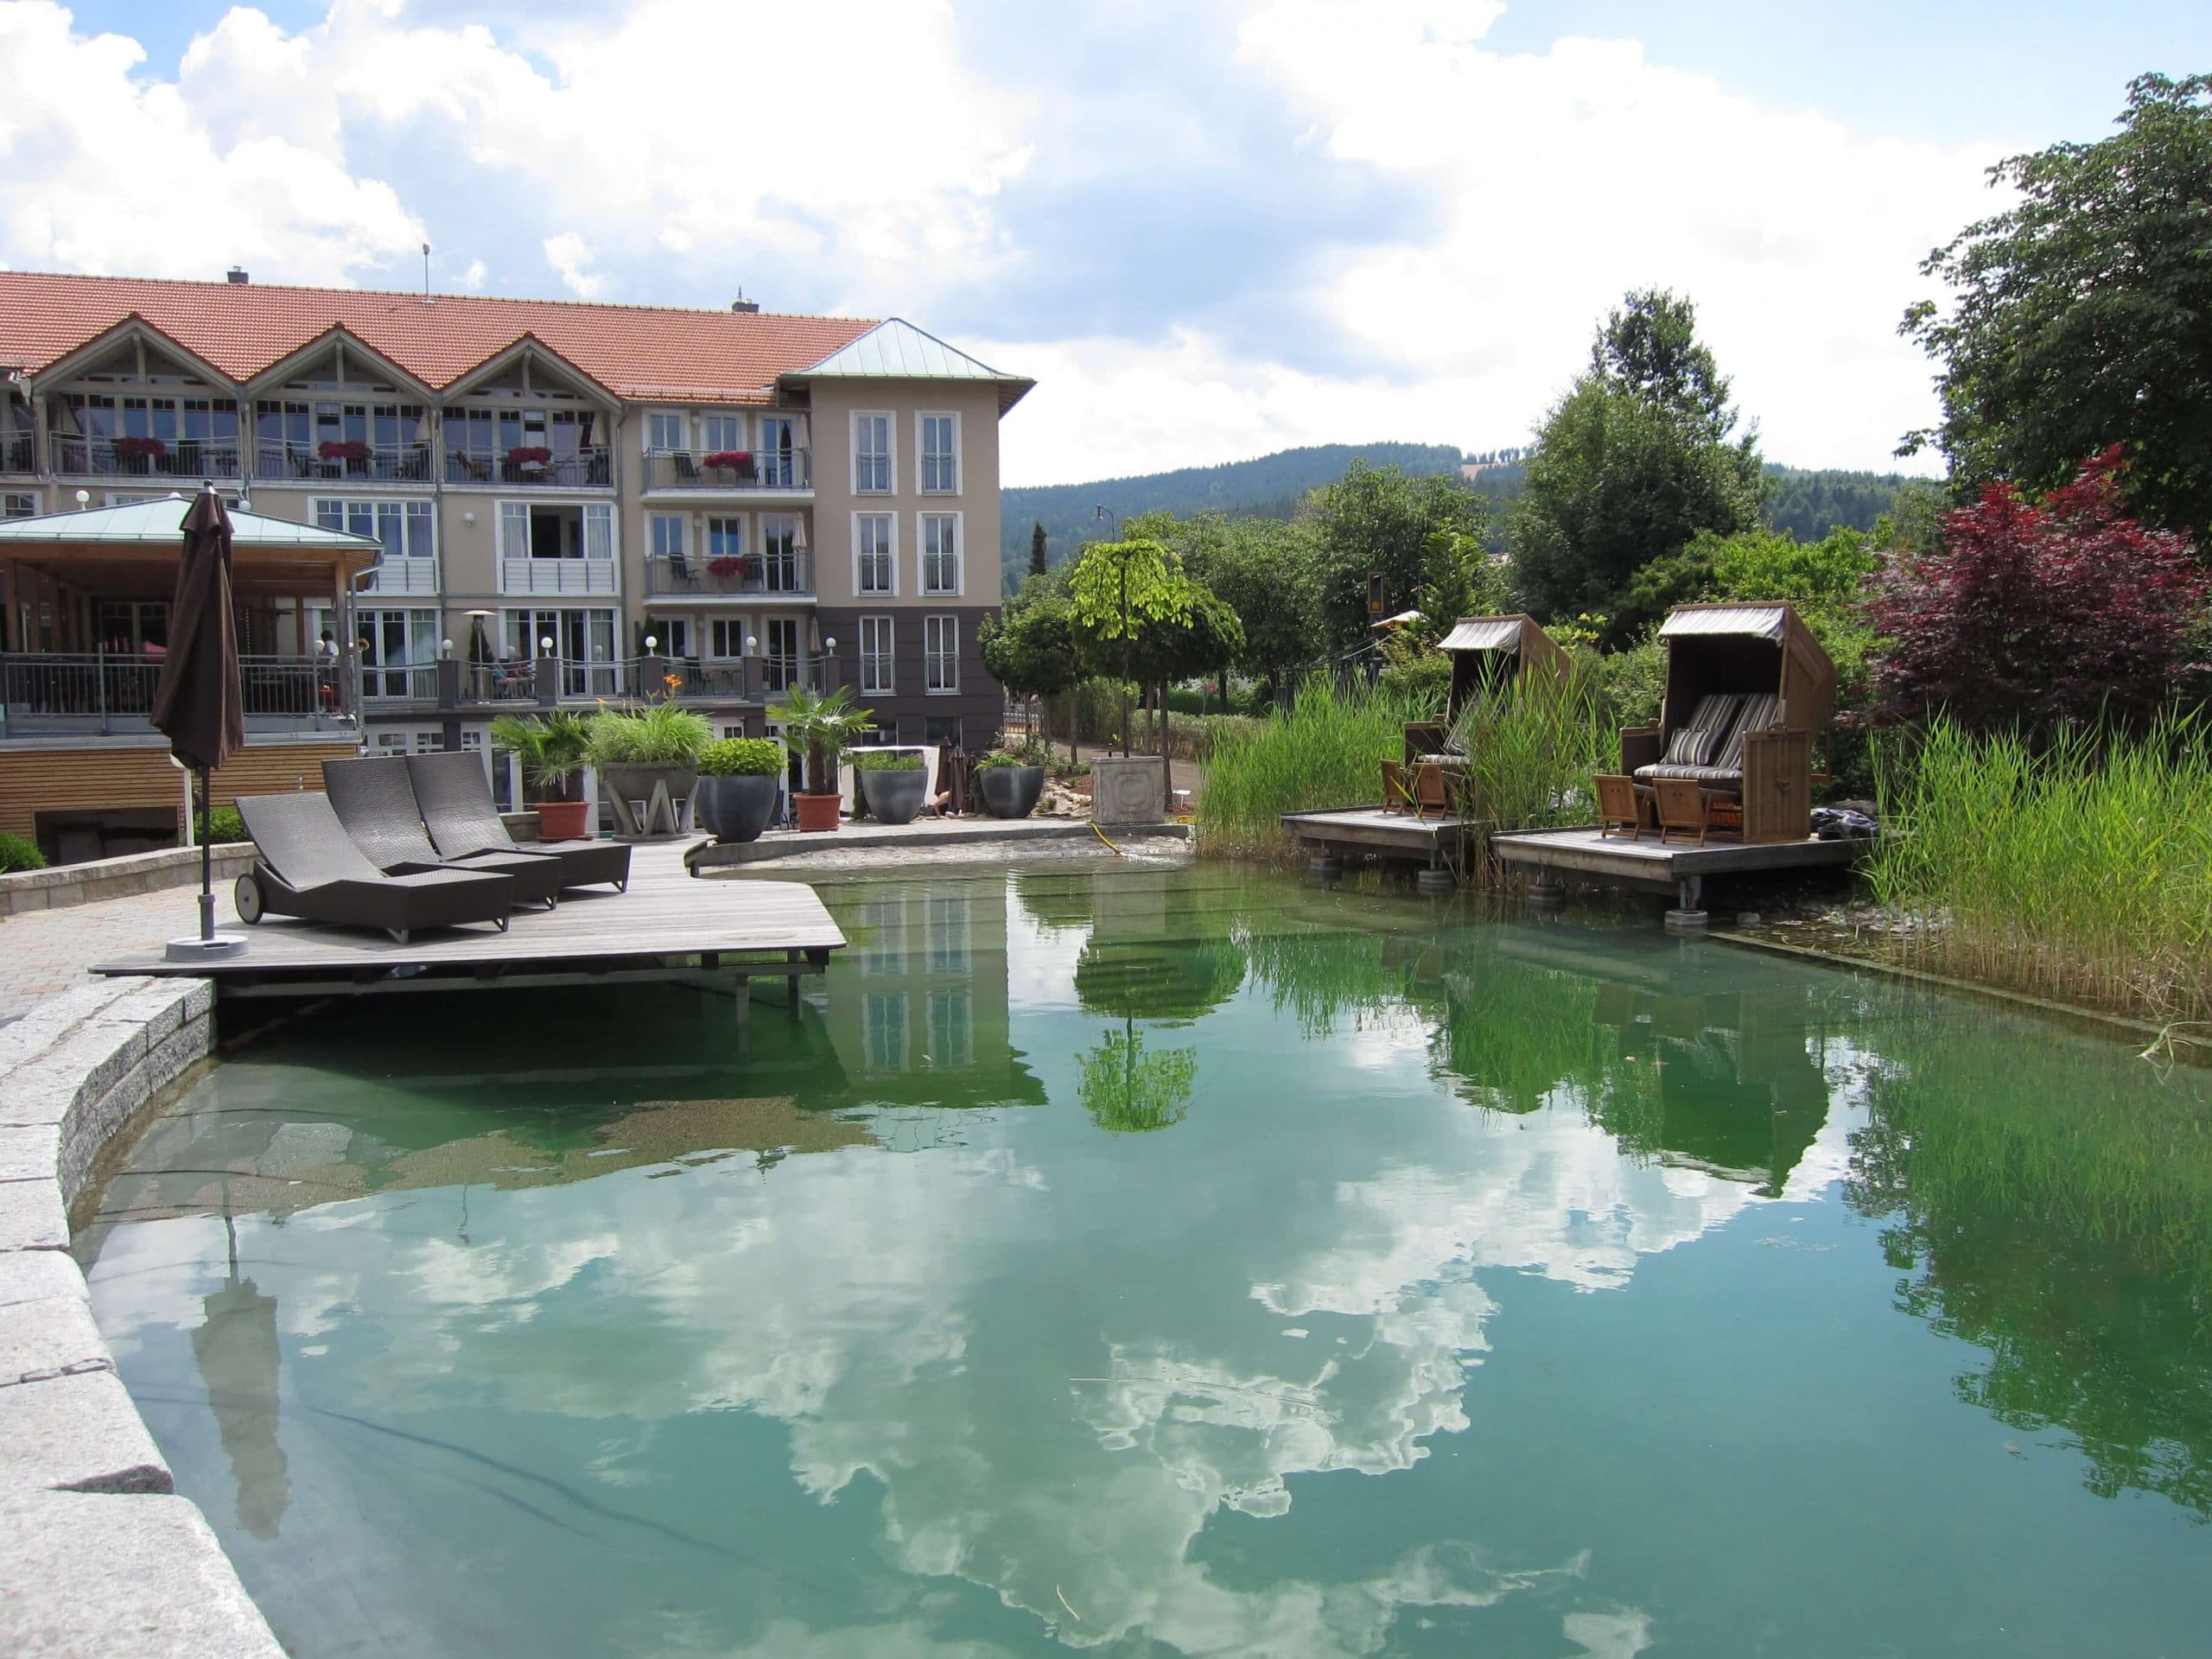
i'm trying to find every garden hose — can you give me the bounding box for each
[1090,821,1126,855]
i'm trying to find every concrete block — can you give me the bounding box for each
[0,1370,170,1495]
[0,1179,68,1253]
[0,1124,60,1185]
[0,1280,107,1386]
[0,1490,284,1658]
[1090,754,1169,825]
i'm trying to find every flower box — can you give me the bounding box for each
[319,439,372,463]
[706,556,754,579]
[505,446,554,467]
[703,450,754,471]
[114,435,167,461]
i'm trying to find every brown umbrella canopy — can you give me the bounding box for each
[150,486,245,772]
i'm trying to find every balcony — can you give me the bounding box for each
[644,550,813,600]
[360,556,440,598]
[0,652,353,738]
[447,448,612,488]
[499,556,619,597]
[49,435,244,480]
[642,448,811,493]
[1,435,31,475]
[357,664,442,706]
[256,441,431,485]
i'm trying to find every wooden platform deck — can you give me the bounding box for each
[1490,824,1860,907]
[89,846,845,997]
[1281,808,1483,868]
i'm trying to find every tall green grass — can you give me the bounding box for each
[1196,678,1428,858]
[1868,716,2212,1023]
[1450,677,1615,881]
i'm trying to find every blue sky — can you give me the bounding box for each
[4,2,2205,483]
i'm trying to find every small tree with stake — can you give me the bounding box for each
[1068,537,1196,758]
[980,593,1082,763]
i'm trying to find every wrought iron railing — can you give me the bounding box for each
[447,448,613,487]
[0,652,350,734]
[357,664,442,704]
[642,448,811,492]
[1,435,32,474]
[48,435,244,479]
[256,441,432,483]
[643,551,813,599]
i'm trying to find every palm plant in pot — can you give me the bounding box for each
[696,736,785,843]
[973,732,1050,819]
[586,701,713,840]
[489,709,594,840]
[766,684,874,832]
[852,749,929,825]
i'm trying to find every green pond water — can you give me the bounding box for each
[77,865,2212,1658]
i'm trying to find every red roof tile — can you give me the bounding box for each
[0,271,877,404]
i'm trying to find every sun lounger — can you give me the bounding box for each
[324,756,563,907]
[233,792,513,944]
[405,750,632,893]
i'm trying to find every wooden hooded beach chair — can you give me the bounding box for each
[233,792,514,944]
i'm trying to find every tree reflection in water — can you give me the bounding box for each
[1079,1020,1198,1133]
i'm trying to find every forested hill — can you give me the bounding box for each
[1000,444,1919,579]
[1002,442,1465,574]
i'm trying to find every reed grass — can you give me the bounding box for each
[1196,678,1429,858]
[1868,715,2212,1024]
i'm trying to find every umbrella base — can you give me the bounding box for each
[164,936,247,963]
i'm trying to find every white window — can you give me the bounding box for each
[860,614,894,695]
[760,515,804,592]
[853,412,892,493]
[709,618,752,659]
[865,992,908,1068]
[314,499,435,563]
[502,608,619,694]
[647,411,689,453]
[707,516,746,561]
[373,731,411,755]
[353,608,440,699]
[925,614,958,693]
[764,617,801,690]
[919,413,958,493]
[650,513,688,561]
[3,493,35,519]
[927,893,969,974]
[921,513,961,595]
[644,616,691,658]
[855,513,895,595]
[926,988,973,1067]
[862,897,905,976]
[583,502,613,561]
[702,414,743,454]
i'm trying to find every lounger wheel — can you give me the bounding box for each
[234,872,264,925]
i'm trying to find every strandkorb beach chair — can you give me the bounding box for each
[323,756,563,907]
[233,793,514,944]
[406,751,632,893]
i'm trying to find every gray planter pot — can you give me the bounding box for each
[976,764,1045,819]
[697,773,779,843]
[859,767,927,826]
[599,762,699,840]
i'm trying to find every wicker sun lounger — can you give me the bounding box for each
[233,793,513,943]
[405,751,632,893]
[323,756,564,908]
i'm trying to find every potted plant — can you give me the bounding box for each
[319,438,372,466]
[506,444,553,473]
[852,749,928,825]
[766,683,874,832]
[703,449,756,482]
[489,709,594,840]
[115,435,166,465]
[586,701,713,840]
[696,736,784,843]
[974,735,1048,819]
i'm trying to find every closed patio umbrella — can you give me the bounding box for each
[151,483,247,960]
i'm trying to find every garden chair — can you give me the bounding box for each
[232,792,514,944]
[324,756,563,907]
[407,751,632,893]
[1595,774,1643,840]
[1382,760,1419,814]
[1653,778,1713,845]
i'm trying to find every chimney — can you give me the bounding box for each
[226,267,249,285]
[730,292,760,314]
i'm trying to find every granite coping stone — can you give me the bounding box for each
[0,1179,68,1252]
[0,1370,172,1495]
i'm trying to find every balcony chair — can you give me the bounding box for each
[323,756,563,907]
[406,750,632,893]
[232,791,514,944]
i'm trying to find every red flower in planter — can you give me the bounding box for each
[319,439,372,462]
[114,435,167,460]
[505,446,554,467]
[703,450,755,471]
[706,556,752,578]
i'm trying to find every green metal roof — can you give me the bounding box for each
[786,319,1033,410]
[0,494,379,550]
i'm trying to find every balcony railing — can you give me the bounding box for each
[447,448,612,488]
[256,441,431,484]
[1,435,32,475]
[499,556,619,596]
[360,557,440,597]
[644,550,813,599]
[0,652,353,736]
[642,448,811,493]
[48,435,244,480]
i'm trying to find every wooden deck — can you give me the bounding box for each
[89,846,845,997]
[1489,824,1860,907]
[1281,807,1483,867]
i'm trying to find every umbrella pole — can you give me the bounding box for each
[197,766,214,944]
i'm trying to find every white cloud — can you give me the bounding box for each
[0,2,422,285]
[458,257,486,292]
[541,231,605,299]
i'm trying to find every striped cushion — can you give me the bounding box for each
[1635,762,1745,786]
[1662,693,1744,767]
[1713,693,1780,770]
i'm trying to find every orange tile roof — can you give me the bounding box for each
[0,271,878,404]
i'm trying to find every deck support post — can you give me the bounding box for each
[1664,874,1707,932]
[1306,854,1342,879]
[1415,867,1454,896]
[733,976,753,1058]
[786,948,804,1012]
[1528,874,1566,909]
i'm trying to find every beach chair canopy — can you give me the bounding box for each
[1435,613,1573,713]
[1656,604,1834,739]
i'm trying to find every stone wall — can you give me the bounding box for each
[0,844,257,918]
[0,976,285,1657]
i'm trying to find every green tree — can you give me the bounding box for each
[1903,74,2212,538]
[1300,462,1489,654]
[1067,537,1198,757]
[1510,291,1764,639]
[1029,519,1049,578]
[979,593,1083,761]
[1152,512,1322,700]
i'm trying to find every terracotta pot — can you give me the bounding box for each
[535,798,592,840]
[794,791,842,832]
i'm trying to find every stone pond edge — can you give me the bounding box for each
[0,973,286,1658]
